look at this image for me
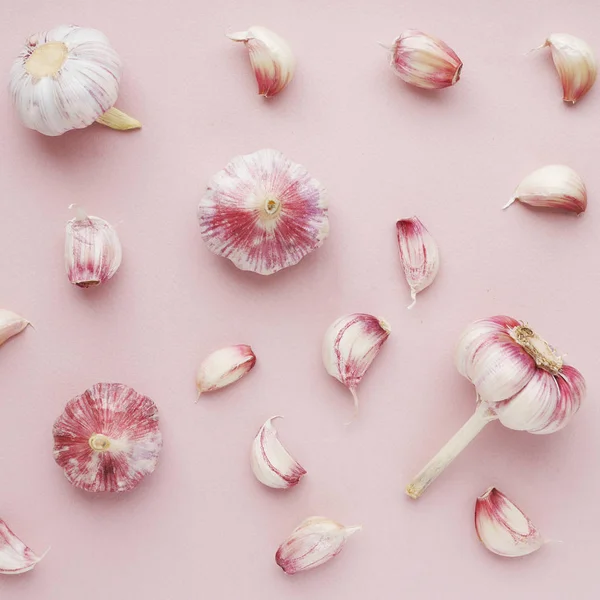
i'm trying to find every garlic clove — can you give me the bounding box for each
[503,165,587,214]
[250,416,306,489]
[539,33,597,104]
[383,30,462,89]
[322,313,391,417]
[65,204,122,288]
[475,487,543,557]
[275,517,361,574]
[227,26,295,97]
[53,383,162,492]
[396,217,440,309]
[0,519,46,575]
[0,309,30,346]
[196,344,256,397]
[10,25,140,136]
[198,149,328,275]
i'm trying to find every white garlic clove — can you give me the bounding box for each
[10,25,140,136]
[475,487,544,557]
[0,519,46,575]
[539,33,597,104]
[503,165,587,214]
[227,26,295,97]
[322,313,390,417]
[275,517,361,574]
[196,345,256,397]
[383,30,462,89]
[250,416,306,489]
[396,217,440,309]
[0,309,30,347]
[64,205,122,288]
[198,149,328,275]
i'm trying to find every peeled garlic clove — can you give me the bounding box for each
[322,313,391,417]
[196,344,256,396]
[276,517,361,574]
[198,149,328,275]
[53,383,162,492]
[0,519,45,575]
[251,416,306,489]
[0,309,29,346]
[228,26,295,97]
[503,165,587,214]
[65,204,122,288]
[475,487,543,557]
[539,33,597,104]
[10,25,140,136]
[396,217,440,309]
[383,30,462,89]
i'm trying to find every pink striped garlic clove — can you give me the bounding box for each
[196,344,256,397]
[0,519,46,575]
[322,313,391,418]
[275,517,361,574]
[383,30,462,90]
[228,26,295,97]
[250,416,306,489]
[0,309,30,346]
[538,33,597,104]
[64,204,122,288]
[503,165,587,214]
[396,217,440,309]
[475,487,543,558]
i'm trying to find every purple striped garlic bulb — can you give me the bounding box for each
[407,316,585,499]
[10,25,140,136]
[198,149,329,275]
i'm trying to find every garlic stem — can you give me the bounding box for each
[406,402,498,499]
[96,106,141,131]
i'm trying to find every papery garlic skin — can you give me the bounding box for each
[322,313,390,416]
[251,416,306,489]
[65,205,122,288]
[0,519,45,575]
[385,30,462,89]
[276,517,361,574]
[228,26,295,97]
[10,25,140,136]
[541,33,597,104]
[198,149,328,275]
[196,345,256,396]
[396,217,440,308]
[0,310,29,346]
[504,165,587,214]
[475,487,543,557]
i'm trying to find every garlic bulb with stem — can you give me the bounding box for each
[0,310,30,346]
[196,345,256,398]
[0,519,46,575]
[10,25,140,136]
[406,316,585,499]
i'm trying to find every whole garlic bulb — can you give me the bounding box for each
[10,25,140,136]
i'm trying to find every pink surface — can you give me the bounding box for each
[0,1,599,598]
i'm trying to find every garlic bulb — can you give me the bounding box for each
[65,205,122,288]
[383,30,462,89]
[198,149,329,275]
[10,25,140,136]
[475,487,543,557]
[196,345,256,397]
[228,26,295,97]
[406,316,585,499]
[396,217,440,308]
[539,33,597,104]
[503,165,587,214]
[322,313,391,417]
[0,309,30,346]
[276,517,361,574]
[250,416,306,489]
[0,519,46,575]
[53,383,162,492]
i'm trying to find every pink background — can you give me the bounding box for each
[1,1,599,598]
